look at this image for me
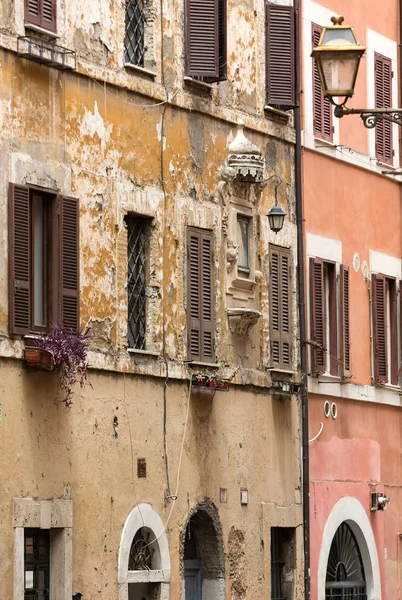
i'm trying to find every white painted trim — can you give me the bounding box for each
[317,497,381,600]
[118,503,170,599]
[306,233,342,263]
[308,376,402,406]
[366,29,399,169]
[370,250,401,279]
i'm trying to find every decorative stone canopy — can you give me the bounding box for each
[227,120,265,183]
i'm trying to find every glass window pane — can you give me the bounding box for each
[33,194,45,327]
[25,570,34,589]
[237,217,249,269]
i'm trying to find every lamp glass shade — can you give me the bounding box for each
[267,206,286,233]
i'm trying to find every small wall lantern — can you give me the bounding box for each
[266,174,286,233]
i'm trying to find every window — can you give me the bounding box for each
[25,0,57,33]
[269,246,292,370]
[237,215,250,278]
[24,529,50,599]
[265,4,296,109]
[372,274,399,385]
[9,184,79,335]
[126,214,150,350]
[271,527,295,600]
[125,0,146,67]
[309,258,350,377]
[184,0,227,82]
[375,53,393,164]
[312,24,333,141]
[187,227,215,362]
[325,523,366,600]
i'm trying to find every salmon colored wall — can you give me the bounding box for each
[309,394,402,599]
[303,152,401,386]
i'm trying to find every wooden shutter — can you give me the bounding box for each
[25,0,42,27]
[42,0,57,33]
[340,265,350,378]
[309,257,325,373]
[9,184,31,335]
[60,196,79,331]
[375,53,393,164]
[185,0,219,78]
[265,4,296,108]
[399,281,402,383]
[187,228,215,362]
[372,274,387,382]
[312,24,333,141]
[327,263,337,375]
[389,279,398,385]
[270,246,292,369]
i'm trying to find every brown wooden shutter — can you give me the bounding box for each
[375,53,393,164]
[42,0,57,32]
[399,281,402,383]
[187,228,215,362]
[340,265,350,378]
[60,196,79,331]
[265,4,296,108]
[328,263,337,375]
[9,184,31,335]
[312,24,333,141]
[185,0,219,78]
[25,0,42,27]
[372,274,387,382]
[309,257,325,373]
[389,279,398,385]
[269,246,291,369]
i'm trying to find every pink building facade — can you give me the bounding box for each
[302,1,402,598]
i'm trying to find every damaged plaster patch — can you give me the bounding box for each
[80,101,107,142]
[188,112,205,172]
[228,527,247,599]
[88,318,114,351]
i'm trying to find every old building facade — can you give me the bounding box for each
[302,0,402,598]
[0,1,304,599]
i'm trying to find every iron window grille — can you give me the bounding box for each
[126,214,149,350]
[125,0,146,67]
[325,522,367,600]
[24,528,50,599]
[271,527,295,600]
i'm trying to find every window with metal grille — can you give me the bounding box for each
[125,0,146,67]
[325,522,367,600]
[126,214,150,350]
[24,528,50,599]
[271,527,295,600]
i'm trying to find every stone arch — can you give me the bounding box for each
[181,499,225,600]
[118,503,170,600]
[317,496,381,600]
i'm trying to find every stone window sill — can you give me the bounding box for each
[127,348,160,357]
[187,360,220,369]
[124,63,157,78]
[24,24,58,39]
[183,76,213,93]
[264,105,290,120]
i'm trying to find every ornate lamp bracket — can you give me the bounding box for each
[334,105,402,128]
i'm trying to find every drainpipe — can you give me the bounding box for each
[294,0,310,598]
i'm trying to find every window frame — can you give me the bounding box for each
[24,0,57,34]
[372,273,399,385]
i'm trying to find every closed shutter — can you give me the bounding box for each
[400,281,402,383]
[265,4,296,108]
[269,246,291,369]
[375,53,393,164]
[60,196,79,331]
[372,274,387,382]
[185,0,219,78]
[9,184,31,335]
[389,279,398,385]
[328,263,337,375]
[312,24,333,141]
[340,265,350,378]
[25,0,42,27]
[42,0,57,32]
[309,257,325,373]
[187,228,215,362]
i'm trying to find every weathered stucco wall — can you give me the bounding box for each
[0,0,302,597]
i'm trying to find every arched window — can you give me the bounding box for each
[118,504,170,600]
[325,522,366,599]
[182,502,225,600]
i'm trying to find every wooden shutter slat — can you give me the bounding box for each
[270,248,281,367]
[389,279,398,385]
[185,0,219,78]
[375,53,393,164]
[310,257,325,373]
[280,250,291,367]
[61,196,79,331]
[269,246,291,369]
[25,0,42,27]
[266,4,296,108]
[201,235,214,362]
[9,184,31,335]
[372,274,387,382]
[312,24,333,141]
[42,0,57,32]
[328,263,337,375]
[340,265,350,378]
[188,231,201,359]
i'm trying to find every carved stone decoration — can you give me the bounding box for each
[226,121,265,183]
[227,308,262,335]
[226,241,239,272]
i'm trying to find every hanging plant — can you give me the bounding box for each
[192,366,239,392]
[32,326,92,407]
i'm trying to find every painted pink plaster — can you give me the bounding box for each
[310,437,381,483]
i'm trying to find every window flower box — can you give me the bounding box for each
[24,346,54,371]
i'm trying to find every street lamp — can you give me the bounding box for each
[266,175,286,234]
[311,15,402,128]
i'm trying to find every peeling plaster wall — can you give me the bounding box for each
[0,1,302,597]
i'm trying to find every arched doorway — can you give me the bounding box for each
[182,502,225,600]
[325,522,366,599]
